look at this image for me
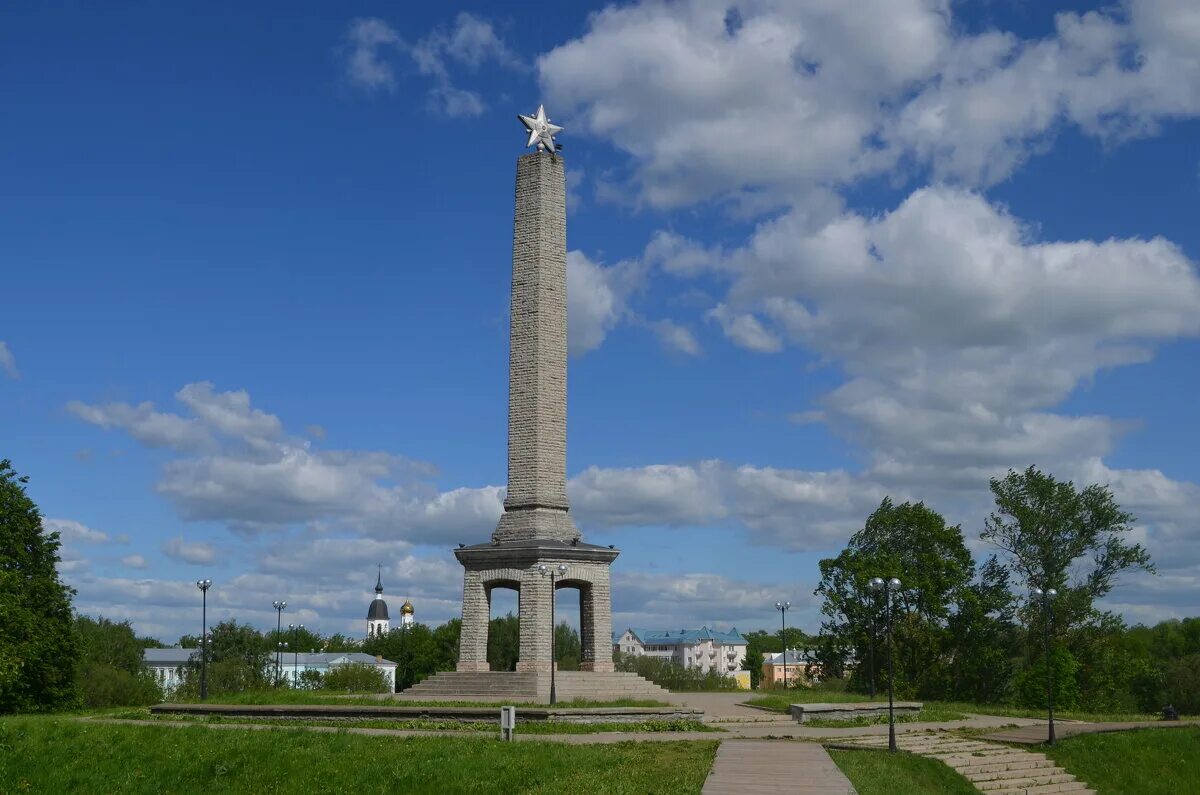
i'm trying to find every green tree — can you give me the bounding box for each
[0,460,79,713]
[983,466,1153,628]
[363,620,459,691]
[743,629,807,689]
[1158,654,1200,714]
[815,498,976,699]
[984,467,1155,713]
[266,624,323,657]
[554,622,581,671]
[74,615,162,708]
[945,557,1019,704]
[1014,646,1081,711]
[487,614,520,671]
[743,647,765,689]
[178,619,270,696]
[321,632,360,652]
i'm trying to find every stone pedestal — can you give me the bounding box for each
[455,540,617,673]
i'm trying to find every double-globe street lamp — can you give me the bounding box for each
[869,576,902,753]
[272,600,287,686]
[538,563,568,705]
[1032,586,1059,745]
[196,579,212,700]
[775,601,792,689]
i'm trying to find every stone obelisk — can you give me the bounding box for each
[493,149,578,543]
[452,106,618,679]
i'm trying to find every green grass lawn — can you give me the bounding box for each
[1040,727,1200,795]
[172,690,669,709]
[827,748,976,794]
[108,709,717,734]
[0,716,717,793]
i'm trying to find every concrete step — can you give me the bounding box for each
[937,752,1050,766]
[988,783,1091,795]
[975,773,1076,791]
[959,759,1057,778]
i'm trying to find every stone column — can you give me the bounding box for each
[580,568,615,672]
[494,152,580,544]
[456,570,490,672]
[515,566,553,672]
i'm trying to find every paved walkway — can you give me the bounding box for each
[838,733,1094,794]
[703,740,855,794]
[983,718,1200,744]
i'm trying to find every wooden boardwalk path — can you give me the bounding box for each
[702,739,856,794]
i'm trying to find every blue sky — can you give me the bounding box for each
[2,0,1199,643]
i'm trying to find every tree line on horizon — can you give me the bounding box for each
[3,457,1198,713]
[803,466,1197,714]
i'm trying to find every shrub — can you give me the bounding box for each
[614,653,739,692]
[1014,647,1081,711]
[296,669,324,691]
[78,664,162,708]
[176,661,270,699]
[1159,654,1200,714]
[321,663,390,693]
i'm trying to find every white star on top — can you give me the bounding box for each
[518,104,563,152]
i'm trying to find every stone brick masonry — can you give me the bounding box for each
[447,151,618,682]
[494,152,579,544]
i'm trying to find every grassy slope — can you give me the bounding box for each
[1041,727,1200,795]
[827,748,976,794]
[0,716,716,794]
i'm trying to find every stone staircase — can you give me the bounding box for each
[839,734,1094,794]
[400,670,671,702]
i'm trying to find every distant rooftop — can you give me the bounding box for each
[616,626,748,646]
[764,650,807,665]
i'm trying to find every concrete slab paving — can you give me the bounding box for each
[703,740,856,794]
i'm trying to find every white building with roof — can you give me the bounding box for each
[613,627,748,676]
[142,648,398,693]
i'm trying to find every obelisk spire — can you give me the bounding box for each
[493,108,579,544]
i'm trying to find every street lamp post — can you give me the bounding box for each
[277,641,288,685]
[868,595,877,698]
[1032,587,1059,745]
[196,579,212,700]
[290,623,304,687]
[272,600,287,686]
[870,576,902,753]
[775,601,791,689]
[538,563,568,705]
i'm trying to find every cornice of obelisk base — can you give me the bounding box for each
[454,539,620,569]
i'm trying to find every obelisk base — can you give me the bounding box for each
[400,670,669,704]
[494,506,580,543]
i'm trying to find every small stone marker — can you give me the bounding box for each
[500,705,516,741]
